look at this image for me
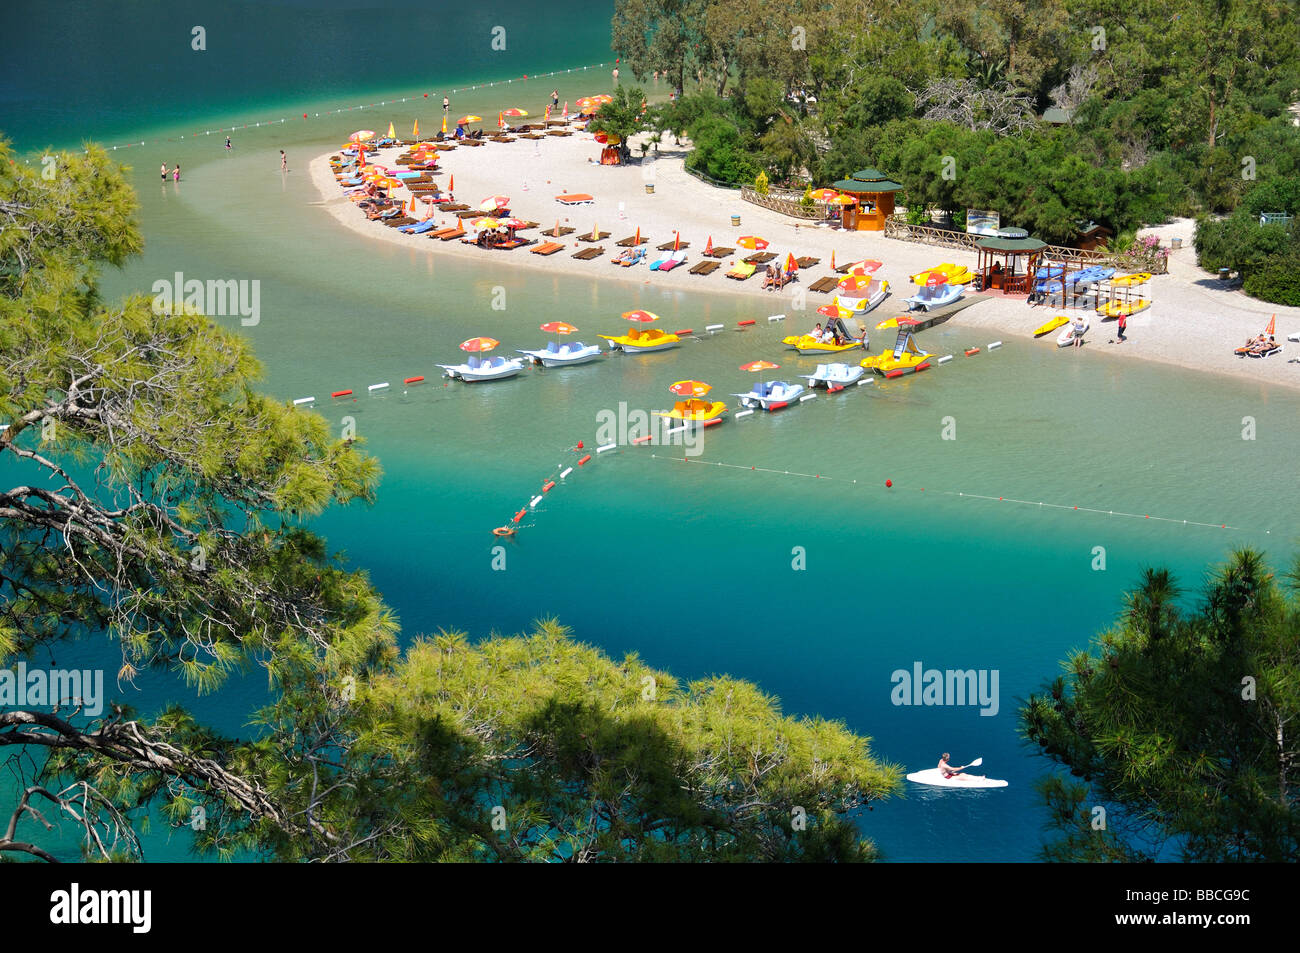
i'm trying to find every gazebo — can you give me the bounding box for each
[830,168,903,231]
[974,232,1048,295]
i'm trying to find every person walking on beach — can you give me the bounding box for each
[1116,311,1127,343]
[443,96,450,114]
[280,150,288,172]
[225,136,231,151]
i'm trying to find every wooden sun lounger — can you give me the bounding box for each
[545,226,576,237]
[615,235,648,247]
[520,133,545,139]
[490,136,516,143]
[657,240,690,250]
[437,228,467,241]
[384,217,416,227]
[438,203,470,211]
[745,252,777,264]
[576,231,611,242]
[706,247,735,258]
[460,139,485,147]
[546,130,574,137]
[808,276,840,293]
[531,242,566,255]
[796,256,820,269]
[572,247,605,260]
[428,226,462,239]
[689,261,720,276]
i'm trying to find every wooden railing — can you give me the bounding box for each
[883,219,1168,275]
[740,185,826,220]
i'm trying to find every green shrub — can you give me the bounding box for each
[1243,258,1300,306]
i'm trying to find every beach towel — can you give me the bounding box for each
[726,262,757,280]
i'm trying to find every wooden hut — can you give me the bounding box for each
[974,233,1048,295]
[829,168,903,231]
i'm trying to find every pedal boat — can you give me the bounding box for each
[517,340,603,367]
[832,278,889,314]
[910,263,975,285]
[781,333,863,355]
[654,398,727,425]
[437,354,525,381]
[861,328,932,377]
[801,362,865,389]
[598,327,680,353]
[904,282,964,311]
[731,380,805,411]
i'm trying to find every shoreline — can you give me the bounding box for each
[308,137,1300,393]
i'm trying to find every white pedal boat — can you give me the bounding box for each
[1057,319,1089,347]
[904,283,964,311]
[732,380,805,411]
[832,278,889,314]
[801,362,865,389]
[906,768,1007,789]
[517,340,603,367]
[437,354,525,381]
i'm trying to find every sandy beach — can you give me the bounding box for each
[309,131,1300,391]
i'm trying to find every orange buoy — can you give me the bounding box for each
[738,319,756,327]
[404,375,425,385]
[512,508,526,523]
[885,479,893,487]
[965,347,980,356]
[577,454,592,465]
[492,526,515,537]
[542,480,556,492]
[675,328,693,336]
[331,389,353,398]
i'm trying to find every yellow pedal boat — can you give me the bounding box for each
[910,262,975,285]
[1033,315,1071,337]
[598,327,681,353]
[654,398,728,424]
[781,334,864,355]
[861,328,933,378]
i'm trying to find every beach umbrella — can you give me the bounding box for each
[1265,314,1276,336]
[413,119,420,139]
[634,226,640,245]
[848,259,883,276]
[386,122,396,139]
[737,236,769,250]
[469,217,501,230]
[838,274,872,291]
[817,304,852,319]
[479,195,511,211]
[553,219,561,237]
[545,104,552,120]
[926,273,948,288]
[540,321,578,335]
[562,101,569,118]
[622,310,660,323]
[593,132,609,144]
[594,94,614,103]
[830,250,836,270]
[441,114,447,134]
[673,231,680,252]
[497,218,527,229]
[498,112,505,131]
[740,360,780,394]
[503,108,529,118]
[460,337,500,353]
[349,130,375,142]
[590,222,600,241]
[669,380,712,397]
[704,235,713,255]
[829,194,858,205]
[785,252,798,272]
[448,174,454,193]
[875,316,901,330]
[808,188,841,202]
[576,97,597,110]
[457,115,483,125]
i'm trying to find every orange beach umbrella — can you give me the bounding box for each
[349,130,375,142]
[669,380,712,397]
[737,236,769,250]
[503,108,529,118]
[838,274,872,291]
[479,195,511,211]
[540,321,578,334]
[386,122,396,139]
[817,304,852,319]
[740,361,779,372]
[1265,314,1276,336]
[808,188,841,202]
[622,310,660,323]
[457,115,482,125]
[704,235,713,255]
[460,337,500,352]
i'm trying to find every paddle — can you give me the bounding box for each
[960,757,984,770]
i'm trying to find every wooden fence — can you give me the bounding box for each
[883,219,1168,275]
[740,185,826,220]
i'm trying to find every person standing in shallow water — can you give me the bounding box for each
[225,136,231,151]
[161,163,168,180]
[173,164,180,182]
[280,150,288,172]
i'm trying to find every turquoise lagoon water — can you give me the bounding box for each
[4,2,1299,862]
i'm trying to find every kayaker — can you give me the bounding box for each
[938,753,976,780]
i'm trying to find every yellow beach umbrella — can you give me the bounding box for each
[387,122,395,139]
[503,108,529,118]
[413,119,420,139]
[457,115,483,125]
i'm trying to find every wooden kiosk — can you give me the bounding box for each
[829,168,902,231]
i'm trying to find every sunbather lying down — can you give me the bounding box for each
[613,247,645,265]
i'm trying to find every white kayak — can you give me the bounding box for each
[906,768,1008,789]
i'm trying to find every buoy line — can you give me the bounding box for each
[642,454,1264,534]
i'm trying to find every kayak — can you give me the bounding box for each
[906,768,1008,789]
[1032,315,1070,337]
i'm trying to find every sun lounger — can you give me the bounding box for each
[437,227,467,241]
[428,226,462,239]
[546,226,576,237]
[726,262,758,280]
[398,220,438,234]
[689,261,721,276]
[613,247,647,267]
[384,217,416,227]
[438,203,470,211]
[546,130,573,137]
[460,139,485,147]
[745,252,777,264]
[556,194,595,205]
[576,231,611,242]
[808,276,840,293]
[796,257,820,268]
[658,251,688,272]
[706,247,735,258]
[531,242,566,255]
[615,235,648,247]
[657,240,690,251]
[572,246,605,260]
